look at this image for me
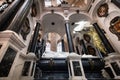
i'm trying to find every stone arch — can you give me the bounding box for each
[68,13,92,33]
[57,39,62,44]
[46,40,51,52]
[40,12,66,22]
[57,40,62,52]
[41,13,66,37]
[46,39,51,44]
[45,32,61,51]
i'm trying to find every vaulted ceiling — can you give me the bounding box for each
[39,0,93,37]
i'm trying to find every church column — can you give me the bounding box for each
[61,39,65,52]
[65,21,75,53]
[0,0,21,31]
[93,23,115,53]
[29,23,40,53]
[7,0,33,33]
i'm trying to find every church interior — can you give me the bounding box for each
[0,0,120,80]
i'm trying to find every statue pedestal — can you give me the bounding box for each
[0,31,37,80]
[104,53,120,79]
[67,53,87,80]
[0,30,25,80]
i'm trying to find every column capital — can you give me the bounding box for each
[65,20,69,23]
[36,20,41,24]
[91,20,98,25]
[65,22,75,53]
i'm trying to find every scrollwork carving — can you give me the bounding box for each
[20,18,30,40]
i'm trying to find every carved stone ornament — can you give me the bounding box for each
[87,45,96,56]
[0,0,14,13]
[83,34,91,43]
[20,18,30,40]
[97,3,109,17]
[109,16,120,40]
[31,3,37,17]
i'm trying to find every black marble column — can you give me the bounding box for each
[29,23,40,53]
[0,0,22,31]
[65,22,75,53]
[61,39,65,52]
[93,23,115,53]
[75,46,80,55]
[7,0,33,33]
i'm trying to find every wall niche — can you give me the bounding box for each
[109,16,120,40]
[97,3,109,17]
[20,18,30,40]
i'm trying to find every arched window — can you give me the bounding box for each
[46,41,51,52]
[57,41,62,52]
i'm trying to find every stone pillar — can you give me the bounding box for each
[0,0,21,31]
[93,23,115,53]
[61,39,65,52]
[76,46,80,55]
[7,0,33,33]
[29,23,40,53]
[65,21,75,53]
